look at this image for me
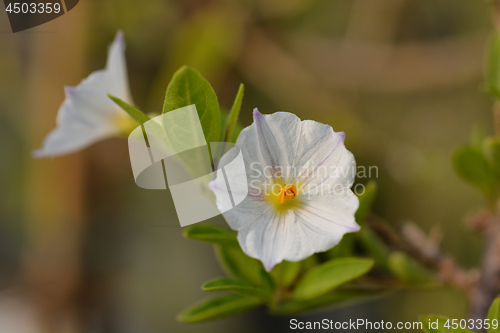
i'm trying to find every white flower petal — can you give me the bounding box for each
[296,192,360,234]
[219,195,272,230]
[293,120,347,182]
[231,192,359,271]
[232,110,350,185]
[212,110,360,271]
[34,31,131,158]
[236,208,296,271]
[251,110,301,175]
[32,121,116,158]
[299,147,357,195]
[229,110,300,183]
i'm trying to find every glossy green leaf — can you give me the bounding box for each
[420,315,473,333]
[293,257,374,300]
[355,181,377,224]
[271,260,302,288]
[215,244,264,287]
[487,297,500,333]
[183,224,238,245]
[163,66,221,144]
[108,94,150,125]
[223,84,244,143]
[177,294,262,323]
[388,252,433,284]
[452,145,497,198]
[202,277,269,300]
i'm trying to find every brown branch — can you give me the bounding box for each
[400,222,478,295]
[469,212,500,329]
[469,2,500,329]
[368,217,478,294]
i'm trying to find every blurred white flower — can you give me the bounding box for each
[33,31,135,158]
[210,109,360,271]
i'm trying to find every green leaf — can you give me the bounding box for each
[326,233,356,259]
[223,84,244,143]
[177,294,262,323]
[215,244,264,287]
[202,277,270,300]
[419,315,473,333]
[163,66,221,144]
[271,260,302,288]
[452,145,497,198]
[358,228,390,269]
[485,31,500,99]
[293,257,374,300]
[183,224,238,246]
[108,94,150,125]
[486,86,500,98]
[210,110,244,164]
[301,254,319,271]
[388,252,433,284]
[355,181,377,224]
[272,289,381,315]
[487,297,500,333]
[260,268,275,294]
[220,110,243,143]
[484,138,500,179]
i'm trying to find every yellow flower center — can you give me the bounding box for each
[276,184,298,204]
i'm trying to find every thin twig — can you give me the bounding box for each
[469,212,500,330]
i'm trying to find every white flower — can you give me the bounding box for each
[33,31,134,158]
[210,109,360,271]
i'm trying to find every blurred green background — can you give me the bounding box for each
[0,0,494,332]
